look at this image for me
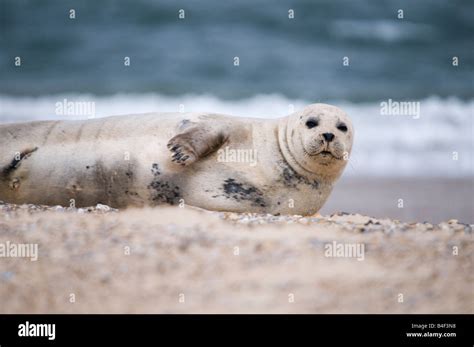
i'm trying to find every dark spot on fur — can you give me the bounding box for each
[151,163,161,176]
[2,147,38,178]
[147,163,181,205]
[87,160,138,208]
[148,181,181,205]
[280,162,319,189]
[222,178,266,207]
[86,166,90,169]
[178,119,191,129]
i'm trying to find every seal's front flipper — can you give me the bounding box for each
[167,124,228,166]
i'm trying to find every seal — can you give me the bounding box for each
[0,103,353,215]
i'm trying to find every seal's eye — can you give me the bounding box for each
[305,119,319,129]
[337,123,348,132]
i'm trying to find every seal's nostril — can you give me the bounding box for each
[323,133,335,142]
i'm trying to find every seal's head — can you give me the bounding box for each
[279,103,354,180]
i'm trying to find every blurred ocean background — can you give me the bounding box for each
[1,0,473,181]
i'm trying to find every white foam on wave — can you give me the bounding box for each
[1,93,472,177]
[0,93,307,122]
[330,19,435,42]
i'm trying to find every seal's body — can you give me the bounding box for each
[0,104,353,215]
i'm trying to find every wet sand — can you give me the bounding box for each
[0,202,472,313]
[322,177,473,224]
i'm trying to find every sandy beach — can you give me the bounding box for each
[0,199,472,314]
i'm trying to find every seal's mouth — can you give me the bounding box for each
[317,150,340,160]
[319,150,332,156]
[304,148,340,160]
[313,149,344,160]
